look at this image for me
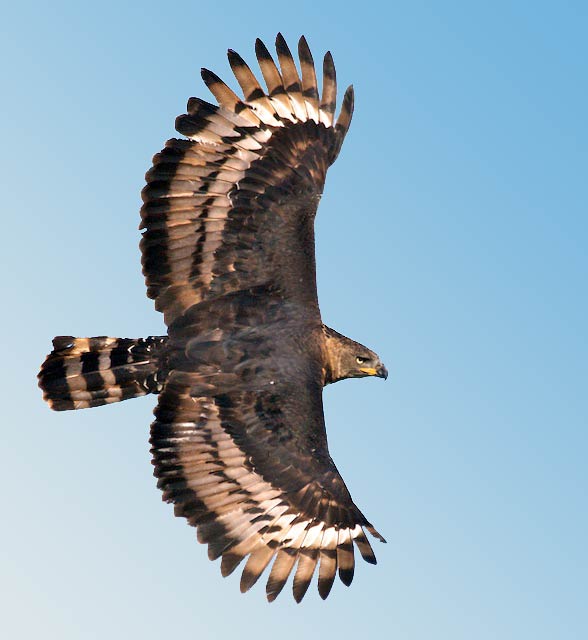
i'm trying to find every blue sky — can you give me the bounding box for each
[2,1,587,638]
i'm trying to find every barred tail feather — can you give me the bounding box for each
[38,336,168,411]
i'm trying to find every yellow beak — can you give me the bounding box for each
[359,364,388,379]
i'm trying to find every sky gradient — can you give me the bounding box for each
[2,2,587,638]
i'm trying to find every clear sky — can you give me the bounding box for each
[2,1,587,638]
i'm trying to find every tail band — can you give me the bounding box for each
[38,336,168,411]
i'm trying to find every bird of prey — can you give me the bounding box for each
[38,34,388,602]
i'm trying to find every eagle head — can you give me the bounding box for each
[323,326,387,384]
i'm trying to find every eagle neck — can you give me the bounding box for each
[321,325,347,385]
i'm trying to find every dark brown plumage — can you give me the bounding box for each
[38,34,387,602]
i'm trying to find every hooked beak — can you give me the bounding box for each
[376,363,388,380]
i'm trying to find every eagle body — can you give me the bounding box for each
[39,34,387,602]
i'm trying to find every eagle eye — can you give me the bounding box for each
[356,356,369,365]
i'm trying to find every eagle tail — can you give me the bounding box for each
[38,336,168,411]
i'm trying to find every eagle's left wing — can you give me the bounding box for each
[140,34,353,325]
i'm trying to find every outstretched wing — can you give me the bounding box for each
[140,34,354,325]
[150,289,384,602]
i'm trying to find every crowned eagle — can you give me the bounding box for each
[39,34,387,602]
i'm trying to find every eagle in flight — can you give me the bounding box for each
[39,34,388,602]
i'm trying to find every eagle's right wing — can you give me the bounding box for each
[150,297,385,602]
[140,34,354,325]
